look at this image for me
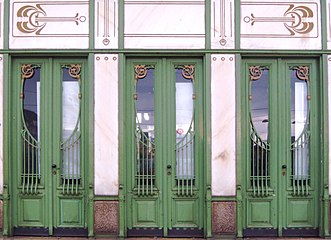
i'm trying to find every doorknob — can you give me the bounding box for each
[52,164,57,168]
[52,164,57,175]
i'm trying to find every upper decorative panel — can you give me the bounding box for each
[211,0,234,49]
[10,0,89,49]
[240,0,321,50]
[124,0,205,49]
[95,0,118,49]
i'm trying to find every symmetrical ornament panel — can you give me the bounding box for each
[10,0,89,49]
[241,0,321,50]
[95,0,118,49]
[124,0,205,49]
[211,0,234,49]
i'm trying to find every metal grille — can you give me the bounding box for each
[176,122,195,196]
[60,65,82,195]
[20,64,41,195]
[250,120,271,197]
[135,128,155,195]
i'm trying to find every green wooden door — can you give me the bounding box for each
[124,58,205,237]
[10,58,89,236]
[241,58,321,237]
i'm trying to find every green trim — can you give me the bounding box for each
[212,196,236,202]
[234,0,240,50]
[235,54,242,238]
[205,0,211,49]
[118,53,125,238]
[89,1,95,49]
[321,1,328,51]
[3,1,9,50]
[94,196,119,201]
[88,53,95,237]
[118,1,124,49]
[3,54,10,236]
[321,54,329,237]
[204,54,212,238]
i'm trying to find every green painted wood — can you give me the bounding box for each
[123,58,206,237]
[241,58,321,236]
[9,58,89,235]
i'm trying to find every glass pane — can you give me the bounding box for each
[175,68,194,181]
[135,66,155,195]
[23,68,40,141]
[290,68,309,181]
[21,66,41,191]
[251,69,269,141]
[62,67,81,180]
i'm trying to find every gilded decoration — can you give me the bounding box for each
[134,65,152,81]
[67,64,81,80]
[21,64,36,80]
[14,2,88,37]
[249,66,268,81]
[179,65,195,81]
[291,66,309,81]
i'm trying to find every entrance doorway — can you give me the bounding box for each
[124,58,205,237]
[9,58,89,236]
[241,58,321,237]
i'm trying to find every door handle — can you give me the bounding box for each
[52,164,57,175]
[52,164,57,168]
[282,164,287,176]
[167,165,172,175]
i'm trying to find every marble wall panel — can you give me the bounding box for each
[211,54,236,196]
[10,0,89,49]
[124,0,205,49]
[94,54,118,195]
[211,0,235,49]
[95,0,118,49]
[241,0,321,50]
[94,201,118,234]
[0,1,3,49]
[212,201,236,233]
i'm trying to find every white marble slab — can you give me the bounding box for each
[95,0,118,49]
[241,0,321,50]
[124,0,205,49]
[211,0,235,49]
[94,54,118,195]
[10,0,89,49]
[211,54,236,196]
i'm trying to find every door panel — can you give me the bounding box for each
[125,58,204,237]
[11,58,88,236]
[242,58,320,237]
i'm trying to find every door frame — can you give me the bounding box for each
[236,56,329,237]
[3,55,94,236]
[118,55,211,237]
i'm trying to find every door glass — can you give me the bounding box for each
[61,65,81,193]
[249,66,270,196]
[290,67,310,192]
[21,65,41,193]
[135,65,155,195]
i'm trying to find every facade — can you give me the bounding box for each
[0,0,330,238]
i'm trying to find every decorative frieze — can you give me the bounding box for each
[241,0,321,50]
[95,0,118,49]
[211,0,234,49]
[10,0,89,49]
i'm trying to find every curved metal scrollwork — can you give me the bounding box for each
[249,66,269,81]
[180,65,195,81]
[20,64,41,195]
[290,66,309,81]
[134,65,149,80]
[68,64,81,79]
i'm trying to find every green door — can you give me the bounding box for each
[10,58,89,236]
[241,58,321,237]
[124,58,205,237]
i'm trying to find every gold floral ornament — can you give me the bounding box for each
[181,65,195,81]
[68,64,81,79]
[134,65,148,80]
[249,66,263,81]
[21,64,36,79]
[294,66,309,81]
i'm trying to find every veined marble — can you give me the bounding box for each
[94,54,118,195]
[124,0,205,49]
[95,0,118,49]
[10,0,89,49]
[211,0,235,49]
[241,0,321,50]
[211,54,236,196]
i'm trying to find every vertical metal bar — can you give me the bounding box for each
[186,136,188,196]
[265,143,268,195]
[296,144,299,196]
[261,141,264,195]
[142,138,145,195]
[257,139,260,196]
[27,135,30,193]
[151,144,153,195]
[137,134,140,196]
[177,148,179,195]
[146,139,149,195]
[22,132,26,193]
[31,141,35,193]
[191,134,193,195]
[252,138,256,196]
[181,142,184,196]
[76,136,79,194]
[34,146,38,193]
